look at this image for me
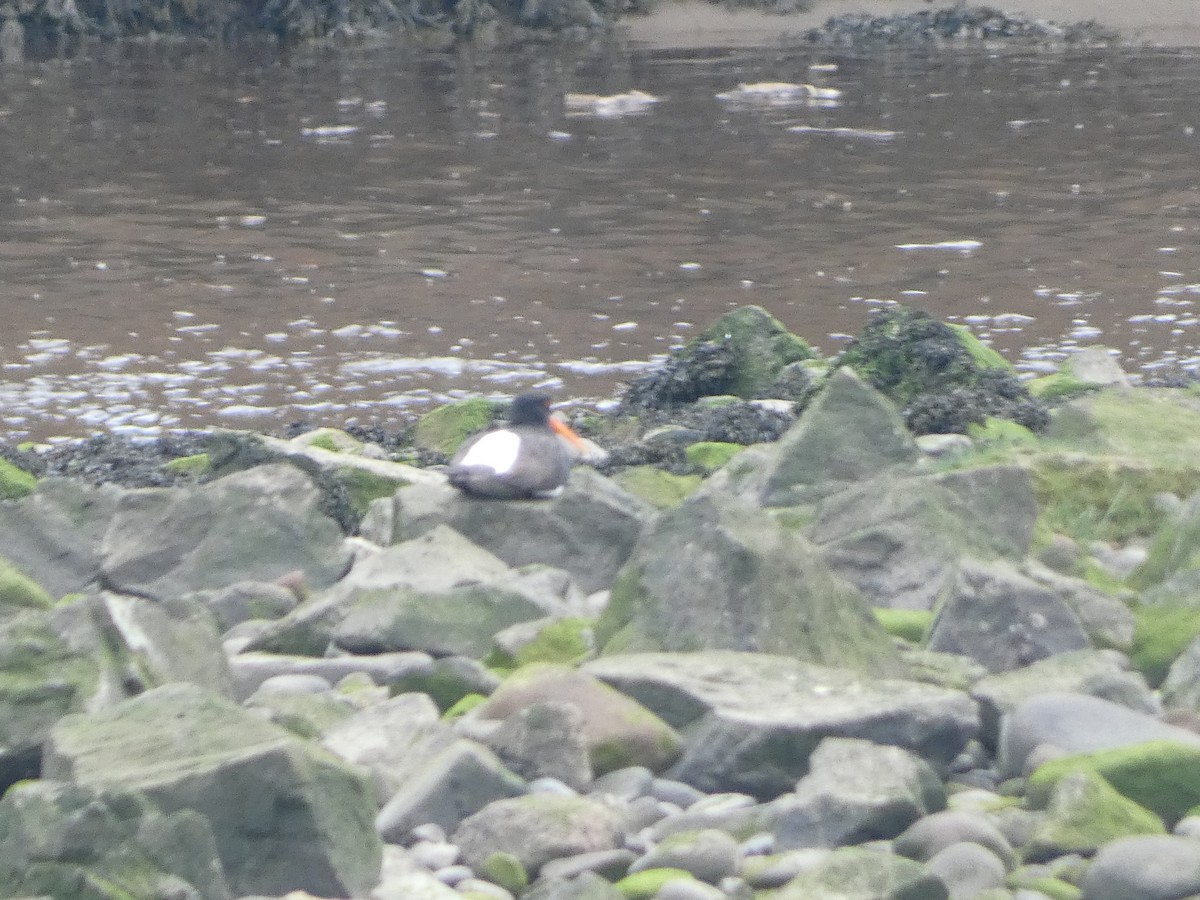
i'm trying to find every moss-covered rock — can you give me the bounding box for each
[684,441,743,473]
[244,688,357,740]
[620,305,814,411]
[1129,604,1200,686]
[598,492,901,674]
[1028,373,1103,401]
[835,305,1047,435]
[335,466,407,521]
[874,608,932,643]
[1024,769,1166,861]
[759,845,943,899]
[414,398,496,457]
[614,867,698,898]
[1027,740,1200,826]
[482,850,529,894]
[0,457,36,500]
[611,466,701,510]
[0,554,53,612]
[0,780,230,900]
[161,452,211,477]
[501,618,593,668]
[43,682,381,897]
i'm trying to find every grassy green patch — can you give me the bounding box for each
[1031,455,1199,546]
[612,467,701,510]
[414,398,495,456]
[336,467,406,521]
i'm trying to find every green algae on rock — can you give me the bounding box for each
[43,682,381,897]
[0,457,36,500]
[414,397,496,458]
[1023,769,1166,862]
[1027,739,1200,826]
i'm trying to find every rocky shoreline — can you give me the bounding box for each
[0,0,1123,56]
[4,305,1200,899]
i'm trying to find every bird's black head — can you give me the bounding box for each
[509,391,554,427]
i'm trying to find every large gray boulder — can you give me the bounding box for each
[998,692,1200,778]
[43,683,381,897]
[970,650,1156,748]
[583,652,978,798]
[596,491,900,673]
[0,477,126,597]
[376,468,655,593]
[772,737,946,850]
[101,464,352,601]
[0,592,229,791]
[0,779,231,900]
[808,465,1037,610]
[926,559,1092,672]
[711,366,920,506]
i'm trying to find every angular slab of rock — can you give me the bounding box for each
[926,558,1091,672]
[0,592,230,792]
[375,739,528,842]
[101,464,352,601]
[244,524,517,656]
[597,491,900,672]
[43,682,381,897]
[320,692,457,803]
[998,692,1200,778]
[719,366,920,506]
[452,793,623,876]
[0,477,126,598]
[809,465,1037,610]
[332,582,552,658]
[582,652,978,798]
[0,779,232,900]
[772,737,946,850]
[381,468,654,593]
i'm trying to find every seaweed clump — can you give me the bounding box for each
[836,306,1048,436]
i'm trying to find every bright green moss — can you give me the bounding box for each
[0,457,36,500]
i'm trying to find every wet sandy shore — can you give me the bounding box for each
[626,0,1200,47]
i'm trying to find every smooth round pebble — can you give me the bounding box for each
[409,840,459,869]
[650,777,707,809]
[455,877,515,900]
[655,878,726,900]
[432,864,473,885]
[738,832,775,857]
[925,841,1007,899]
[529,776,578,796]
[1081,835,1200,900]
[251,673,332,695]
[591,766,655,800]
[411,823,448,843]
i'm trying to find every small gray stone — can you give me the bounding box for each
[925,842,1007,898]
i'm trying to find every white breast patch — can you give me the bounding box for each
[458,430,521,475]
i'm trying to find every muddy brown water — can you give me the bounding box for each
[1,30,1199,442]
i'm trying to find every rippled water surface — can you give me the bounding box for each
[2,33,1199,440]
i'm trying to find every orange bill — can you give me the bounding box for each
[549,416,589,453]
